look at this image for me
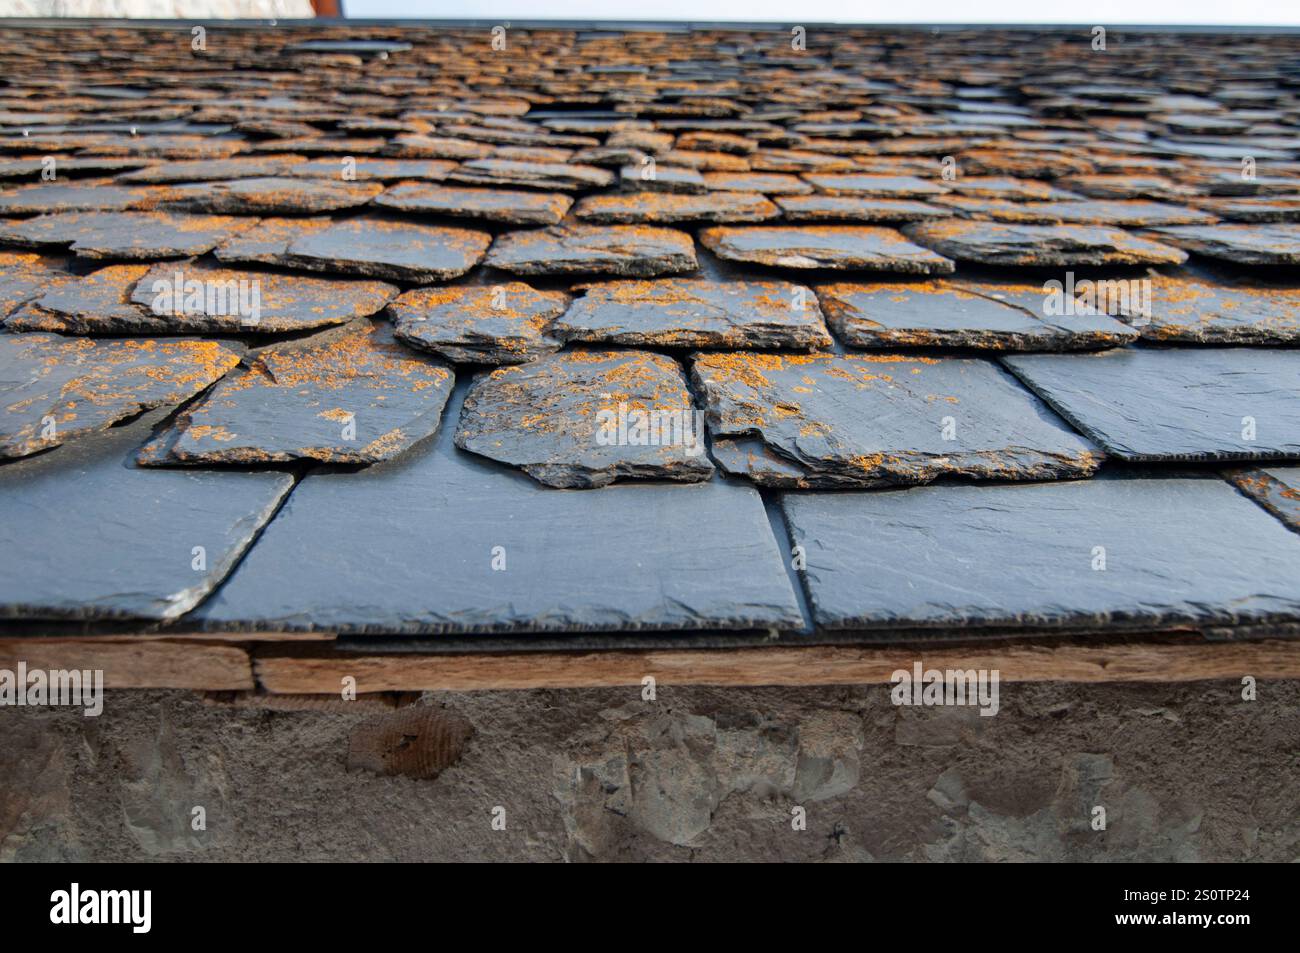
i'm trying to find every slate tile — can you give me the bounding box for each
[0,157,157,180]
[802,174,949,198]
[702,171,813,194]
[388,282,569,364]
[386,133,494,161]
[699,225,955,273]
[1193,197,1300,223]
[0,210,256,259]
[1003,348,1300,462]
[935,195,1217,227]
[0,333,240,459]
[0,252,76,317]
[448,159,614,191]
[286,158,456,182]
[281,215,492,283]
[456,349,714,488]
[1057,174,1199,200]
[572,190,777,224]
[0,408,294,621]
[0,181,164,214]
[157,176,383,214]
[212,216,333,266]
[554,279,833,350]
[781,476,1300,632]
[116,155,308,183]
[6,262,154,331]
[138,320,453,466]
[1113,270,1300,344]
[774,195,952,223]
[485,225,697,277]
[691,351,1099,488]
[1144,224,1300,265]
[373,183,573,225]
[1229,467,1300,533]
[816,280,1136,351]
[619,164,707,193]
[903,220,1188,266]
[946,176,1079,201]
[192,413,800,634]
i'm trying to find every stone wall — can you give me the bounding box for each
[2,681,1296,862]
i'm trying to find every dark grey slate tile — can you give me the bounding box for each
[0,211,257,260]
[0,408,294,621]
[700,225,955,273]
[116,155,308,183]
[573,190,777,224]
[555,278,832,350]
[1003,348,1300,461]
[1229,467,1300,533]
[373,183,573,225]
[485,225,697,277]
[281,215,491,283]
[192,400,799,634]
[1145,224,1300,265]
[138,320,453,466]
[287,158,457,181]
[781,476,1300,632]
[1121,270,1300,344]
[619,163,707,193]
[448,158,614,191]
[902,220,1188,266]
[816,280,1136,350]
[456,349,714,488]
[0,181,164,214]
[702,171,813,194]
[157,176,383,214]
[934,196,1217,227]
[389,283,569,364]
[212,216,333,266]
[774,195,952,223]
[0,252,76,317]
[0,333,240,459]
[802,174,949,198]
[692,351,1100,488]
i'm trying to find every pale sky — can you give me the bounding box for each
[342,0,1300,26]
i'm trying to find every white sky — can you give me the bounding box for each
[342,0,1300,26]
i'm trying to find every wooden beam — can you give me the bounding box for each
[253,640,1300,694]
[0,639,253,690]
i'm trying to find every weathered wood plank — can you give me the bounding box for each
[0,639,253,690]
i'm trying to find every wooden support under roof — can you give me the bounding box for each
[2,636,1298,693]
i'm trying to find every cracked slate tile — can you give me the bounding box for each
[191,412,800,634]
[138,319,453,466]
[456,349,714,488]
[1144,224,1300,265]
[0,333,240,459]
[781,476,1300,633]
[0,210,257,260]
[554,279,832,350]
[572,190,777,224]
[774,195,952,223]
[1229,467,1300,533]
[700,225,955,273]
[116,154,309,183]
[691,351,1099,488]
[902,220,1188,266]
[0,407,294,621]
[816,280,1137,351]
[388,282,568,364]
[1107,269,1300,344]
[0,251,76,317]
[279,215,492,283]
[373,183,573,225]
[448,158,614,191]
[1003,348,1300,462]
[485,225,696,277]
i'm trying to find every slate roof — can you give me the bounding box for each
[2,22,1300,650]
